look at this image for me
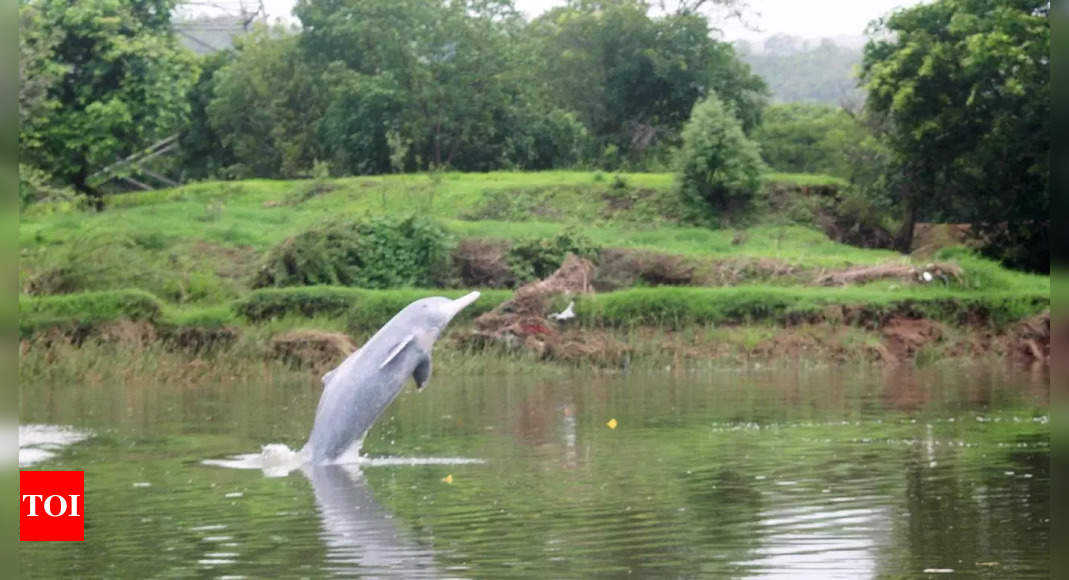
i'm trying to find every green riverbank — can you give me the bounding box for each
[18,171,1049,376]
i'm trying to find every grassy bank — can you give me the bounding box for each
[18,171,892,303]
[20,171,1045,298]
[18,282,1048,378]
[18,171,1049,373]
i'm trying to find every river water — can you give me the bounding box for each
[19,365,1049,578]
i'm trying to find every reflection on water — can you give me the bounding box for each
[304,464,440,578]
[19,366,1049,578]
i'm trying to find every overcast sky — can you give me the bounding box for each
[258,0,928,42]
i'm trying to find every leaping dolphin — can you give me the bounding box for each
[302,291,481,464]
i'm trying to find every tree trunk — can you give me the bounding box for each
[73,168,104,211]
[895,186,916,254]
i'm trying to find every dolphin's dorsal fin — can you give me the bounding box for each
[379,334,415,369]
[321,369,337,386]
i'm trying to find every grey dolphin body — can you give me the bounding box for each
[302,291,480,464]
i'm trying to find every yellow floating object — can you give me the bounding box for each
[606,418,618,429]
[442,474,453,484]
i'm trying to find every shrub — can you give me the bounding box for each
[345,289,511,333]
[574,286,1048,329]
[234,286,512,326]
[234,286,367,321]
[20,289,163,338]
[675,92,765,220]
[253,215,453,289]
[507,228,602,284]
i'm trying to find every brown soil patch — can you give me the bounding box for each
[764,182,895,250]
[594,249,799,290]
[472,254,595,355]
[708,257,799,285]
[881,317,941,363]
[814,207,896,250]
[272,330,357,371]
[750,331,820,359]
[546,329,633,364]
[23,267,75,295]
[191,242,259,281]
[1008,310,1049,363]
[453,238,515,288]
[93,320,158,347]
[163,326,240,354]
[595,249,695,290]
[813,261,963,287]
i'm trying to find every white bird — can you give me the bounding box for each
[549,300,575,321]
[921,271,933,283]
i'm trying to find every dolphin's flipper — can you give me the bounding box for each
[413,354,431,389]
[379,334,415,369]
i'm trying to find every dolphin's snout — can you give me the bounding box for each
[445,291,481,318]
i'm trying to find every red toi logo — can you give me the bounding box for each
[20,471,84,541]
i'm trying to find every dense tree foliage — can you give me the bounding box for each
[529,0,767,167]
[675,92,764,219]
[861,0,1049,271]
[19,0,763,180]
[18,0,199,198]
[17,0,1050,274]
[752,104,865,177]
[207,30,320,178]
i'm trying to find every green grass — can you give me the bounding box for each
[20,282,1048,343]
[19,289,163,338]
[573,286,1048,329]
[233,286,512,328]
[18,171,1048,328]
[18,171,861,273]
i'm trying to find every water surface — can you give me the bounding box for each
[19,365,1049,578]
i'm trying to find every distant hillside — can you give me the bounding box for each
[736,34,865,105]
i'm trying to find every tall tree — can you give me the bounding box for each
[528,0,767,165]
[861,0,1049,270]
[207,29,322,178]
[295,0,531,171]
[18,0,199,200]
[675,92,765,220]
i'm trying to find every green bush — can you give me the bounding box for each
[752,104,864,177]
[20,289,163,337]
[253,215,453,289]
[507,228,602,284]
[234,286,367,321]
[235,286,512,326]
[574,286,1048,329]
[345,289,512,333]
[675,92,765,219]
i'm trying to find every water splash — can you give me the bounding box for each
[203,440,484,477]
[19,424,91,467]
